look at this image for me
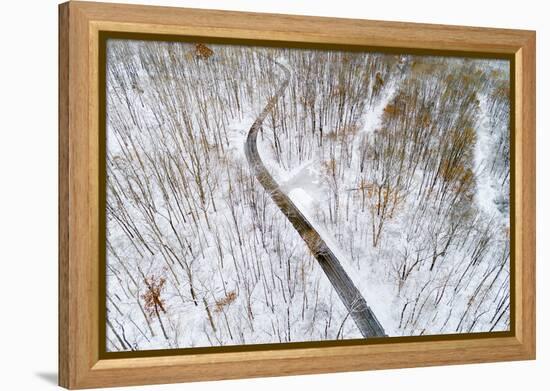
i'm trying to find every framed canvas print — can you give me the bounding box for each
[59,1,536,389]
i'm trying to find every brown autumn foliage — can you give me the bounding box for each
[142,275,167,318]
[214,291,237,313]
[194,43,214,59]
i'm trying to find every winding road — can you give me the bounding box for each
[244,57,387,338]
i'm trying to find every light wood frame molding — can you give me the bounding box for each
[58,1,536,389]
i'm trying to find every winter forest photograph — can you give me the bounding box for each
[104,38,511,353]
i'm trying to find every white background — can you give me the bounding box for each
[0,0,546,389]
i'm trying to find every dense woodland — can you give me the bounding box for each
[105,39,510,351]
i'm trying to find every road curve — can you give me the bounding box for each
[244,56,386,338]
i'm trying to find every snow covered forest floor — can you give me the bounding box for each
[105,39,511,352]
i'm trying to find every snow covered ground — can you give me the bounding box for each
[105,40,511,351]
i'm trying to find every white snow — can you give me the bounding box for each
[474,92,508,226]
[104,40,511,352]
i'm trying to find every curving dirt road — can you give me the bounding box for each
[244,56,386,339]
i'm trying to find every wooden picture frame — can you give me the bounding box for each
[59,1,536,388]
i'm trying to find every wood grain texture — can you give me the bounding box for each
[58,3,70,387]
[518,35,536,353]
[58,1,536,388]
